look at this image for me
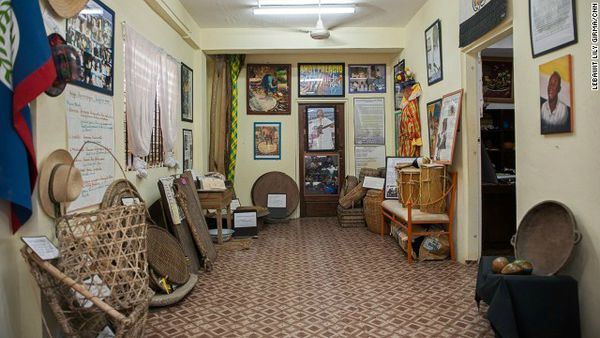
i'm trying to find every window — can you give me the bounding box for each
[125,95,164,169]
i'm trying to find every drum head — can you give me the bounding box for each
[515,201,577,275]
[251,172,299,218]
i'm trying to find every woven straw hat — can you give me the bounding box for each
[47,0,89,19]
[38,150,84,218]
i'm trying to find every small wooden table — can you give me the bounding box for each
[197,189,233,244]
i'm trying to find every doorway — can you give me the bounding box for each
[479,36,516,256]
[298,103,345,217]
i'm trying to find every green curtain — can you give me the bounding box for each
[226,55,244,181]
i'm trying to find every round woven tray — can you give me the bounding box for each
[101,179,143,208]
[515,201,581,276]
[147,226,190,285]
[251,172,299,218]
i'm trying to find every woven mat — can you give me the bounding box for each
[216,238,253,252]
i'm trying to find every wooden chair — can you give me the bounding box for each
[380,172,457,263]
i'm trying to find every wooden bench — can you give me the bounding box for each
[380,171,457,263]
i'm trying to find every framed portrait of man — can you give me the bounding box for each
[539,55,573,134]
[425,19,443,86]
[306,107,336,151]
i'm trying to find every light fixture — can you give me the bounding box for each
[253,6,355,15]
[258,0,354,5]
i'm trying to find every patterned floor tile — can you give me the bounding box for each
[145,218,493,337]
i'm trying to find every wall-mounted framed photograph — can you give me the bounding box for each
[529,0,577,58]
[303,154,339,195]
[298,63,345,97]
[182,129,193,171]
[247,64,291,115]
[482,57,513,103]
[425,19,443,86]
[426,99,442,156]
[66,0,115,95]
[306,106,336,151]
[539,54,573,134]
[181,63,193,122]
[393,60,405,111]
[433,89,463,165]
[384,157,417,200]
[254,122,281,160]
[348,64,386,94]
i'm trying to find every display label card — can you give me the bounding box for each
[121,197,141,206]
[21,236,59,260]
[230,198,241,211]
[267,193,287,208]
[362,176,385,190]
[234,212,257,228]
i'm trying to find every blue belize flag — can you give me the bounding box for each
[0,0,56,233]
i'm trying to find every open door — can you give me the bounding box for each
[298,103,345,217]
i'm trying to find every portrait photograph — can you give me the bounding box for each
[433,89,463,165]
[298,63,345,97]
[247,64,291,115]
[348,64,386,94]
[181,63,193,122]
[182,129,193,171]
[482,57,513,103]
[304,154,339,195]
[306,107,336,151]
[539,54,573,134]
[66,0,115,95]
[426,99,442,156]
[254,122,281,160]
[425,19,443,86]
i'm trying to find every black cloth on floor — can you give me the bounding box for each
[475,256,580,338]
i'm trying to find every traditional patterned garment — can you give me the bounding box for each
[398,83,423,157]
[0,0,56,232]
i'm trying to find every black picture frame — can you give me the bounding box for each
[425,19,443,86]
[65,0,115,96]
[383,156,417,200]
[182,129,193,171]
[298,63,345,97]
[348,64,386,94]
[181,63,193,122]
[529,0,578,58]
[393,60,405,111]
[305,106,336,152]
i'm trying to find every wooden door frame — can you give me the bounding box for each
[298,103,345,217]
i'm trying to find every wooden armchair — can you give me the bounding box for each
[380,172,457,263]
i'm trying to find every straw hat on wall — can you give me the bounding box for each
[47,0,89,19]
[38,149,84,218]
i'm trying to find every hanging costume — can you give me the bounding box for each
[398,83,423,157]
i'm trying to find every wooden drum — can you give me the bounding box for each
[397,168,421,208]
[419,164,447,214]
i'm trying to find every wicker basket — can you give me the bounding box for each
[337,205,366,227]
[363,190,384,234]
[339,183,367,209]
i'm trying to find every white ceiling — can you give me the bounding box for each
[180,0,427,29]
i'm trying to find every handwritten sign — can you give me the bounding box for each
[66,87,115,211]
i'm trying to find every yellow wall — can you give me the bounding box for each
[513,1,600,335]
[233,53,398,215]
[0,0,206,337]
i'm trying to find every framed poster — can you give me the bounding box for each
[426,99,442,156]
[348,64,386,93]
[529,0,577,58]
[306,107,336,151]
[298,63,345,97]
[254,122,281,159]
[433,89,463,165]
[304,154,340,195]
[247,64,291,115]
[181,63,193,122]
[65,0,115,95]
[384,157,416,200]
[425,19,443,86]
[393,60,405,111]
[354,98,385,145]
[182,129,193,171]
[482,57,513,103]
[539,54,573,134]
[354,145,385,177]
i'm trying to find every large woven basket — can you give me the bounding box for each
[56,203,149,311]
[363,189,383,234]
[337,205,365,227]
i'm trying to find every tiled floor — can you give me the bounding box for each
[146,218,493,337]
